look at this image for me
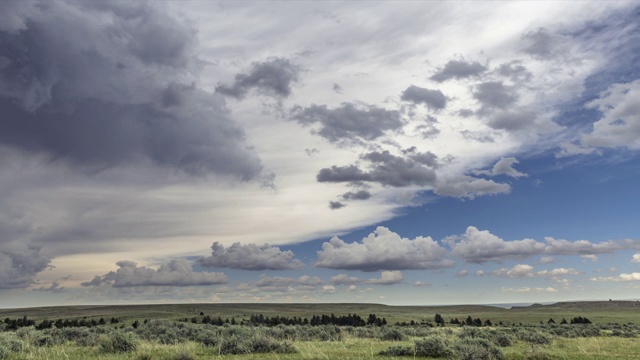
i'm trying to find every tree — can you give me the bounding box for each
[434,314,445,327]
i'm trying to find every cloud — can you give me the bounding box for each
[536,268,581,278]
[474,157,528,178]
[520,28,566,60]
[316,226,453,271]
[539,256,555,264]
[255,274,322,292]
[487,108,538,131]
[414,281,431,287]
[340,190,372,201]
[400,85,447,110]
[581,79,640,150]
[456,270,469,277]
[215,58,300,99]
[543,237,640,256]
[330,274,364,286]
[291,102,404,144]
[199,242,303,270]
[317,150,437,188]
[502,287,557,293]
[322,285,336,293]
[0,245,51,289]
[330,271,404,286]
[632,253,640,263]
[0,1,262,180]
[497,61,532,82]
[447,227,640,264]
[592,273,640,282]
[491,264,580,278]
[329,201,346,210]
[431,59,487,82]
[82,259,228,287]
[447,226,545,264]
[366,270,404,285]
[434,176,511,199]
[32,282,65,293]
[461,130,495,143]
[474,81,518,110]
[492,264,534,278]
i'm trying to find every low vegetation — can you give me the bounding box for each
[1,302,640,359]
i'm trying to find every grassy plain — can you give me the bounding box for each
[2,301,640,359]
[2,301,640,325]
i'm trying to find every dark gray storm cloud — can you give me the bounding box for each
[340,190,372,201]
[0,1,261,180]
[402,147,439,168]
[0,245,50,289]
[430,60,487,82]
[520,28,562,59]
[82,259,228,287]
[329,201,346,210]
[497,61,532,82]
[317,150,437,188]
[291,103,404,144]
[400,85,447,110]
[215,58,300,99]
[199,242,303,270]
[488,109,537,131]
[473,81,518,109]
[0,213,51,289]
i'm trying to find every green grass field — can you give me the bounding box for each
[2,301,640,359]
[2,301,639,325]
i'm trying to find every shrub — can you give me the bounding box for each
[379,346,414,356]
[516,329,552,345]
[0,345,9,360]
[34,334,55,347]
[454,338,504,360]
[100,331,138,353]
[0,334,23,353]
[414,336,454,358]
[218,336,251,355]
[381,327,408,341]
[493,332,514,347]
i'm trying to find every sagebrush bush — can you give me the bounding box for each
[34,334,54,347]
[516,328,552,345]
[100,331,138,353]
[0,334,23,353]
[454,338,504,360]
[414,336,453,358]
[380,327,408,341]
[492,332,514,347]
[379,345,414,356]
[0,345,9,360]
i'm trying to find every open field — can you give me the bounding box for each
[2,301,640,359]
[2,301,640,325]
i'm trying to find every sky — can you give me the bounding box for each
[1,1,640,308]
